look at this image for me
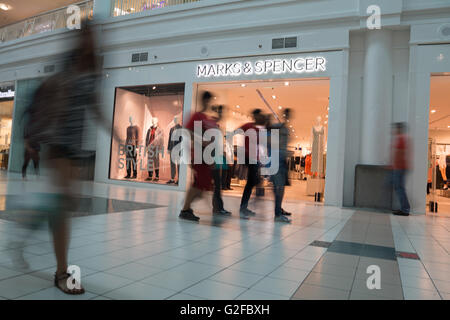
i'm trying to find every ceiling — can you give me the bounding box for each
[0,0,81,27]
[198,78,330,149]
[429,75,450,131]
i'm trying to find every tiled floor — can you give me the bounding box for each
[0,173,449,300]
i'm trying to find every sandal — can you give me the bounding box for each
[54,272,85,295]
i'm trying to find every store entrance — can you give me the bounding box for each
[0,82,14,171]
[427,74,450,216]
[196,78,330,203]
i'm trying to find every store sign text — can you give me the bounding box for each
[196,57,327,78]
[0,90,14,98]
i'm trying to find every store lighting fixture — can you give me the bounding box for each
[325,121,328,124]
[284,82,289,86]
[241,84,246,87]
[236,105,240,109]
[0,3,12,11]
[325,115,328,118]
[278,106,283,110]
[289,125,292,128]
[272,95,276,99]
[431,109,436,113]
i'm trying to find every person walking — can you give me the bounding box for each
[391,122,411,216]
[22,90,42,180]
[211,105,232,216]
[268,109,292,223]
[236,109,265,219]
[179,91,217,221]
[17,24,118,295]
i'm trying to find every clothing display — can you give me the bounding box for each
[125,125,139,178]
[311,126,325,175]
[146,124,164,180]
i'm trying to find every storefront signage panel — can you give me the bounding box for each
[196,57,327,78]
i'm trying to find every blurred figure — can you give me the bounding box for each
[179,91,217,221]
[236,109,265,219]
[21,90,42,180]
[268,109,292,223]
[14,24,117,295]
[390,122,411,216]
[211,105,232,216]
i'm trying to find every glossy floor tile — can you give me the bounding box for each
[0,173,448,300]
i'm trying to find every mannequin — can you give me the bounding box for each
[146,117,164,181]
[125,116,139,179]
[167,115,182,184]
[311,116,325,177]
[294,144,302,172]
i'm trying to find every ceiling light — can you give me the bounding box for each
[236,105,240,109]
[278,106,282,110]
[325,115,328,118]
[289,125,292,128]
[431,109,436,113]
[152,86,156,90]
[0,3,12,11]
[284,82,289,86]
[272,95,276,99]
[241,84,246,87]
[448,125,450,128]
[325,121,328,124]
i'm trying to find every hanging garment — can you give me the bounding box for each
[305,154,312,176]
[311,126,325,174]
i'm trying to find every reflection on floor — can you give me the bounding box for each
[0,194,164,222]
[224,179,318,203]
[0,173,448,300]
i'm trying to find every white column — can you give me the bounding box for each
[93,0,112,20]
[360,29,393,165]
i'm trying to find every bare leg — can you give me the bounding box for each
[50,157,83,294]
[183,186,202,211]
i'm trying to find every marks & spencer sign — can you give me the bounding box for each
[196,57,327,78]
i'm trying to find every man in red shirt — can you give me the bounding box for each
[179,91,217,221]
[391,122,411,216]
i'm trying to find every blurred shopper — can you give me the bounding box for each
[14,25,117,295]
[179,91,217,221]
[211,105,232,216]
[268,109,292,223]
[21,90,42,180]
[236,109,265,219]
[391,122,411,216]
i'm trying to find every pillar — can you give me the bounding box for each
[360,29,394,165]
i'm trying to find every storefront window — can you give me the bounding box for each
[0,82,15,170]
[109,83,185,185]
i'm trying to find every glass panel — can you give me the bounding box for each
[109,83,185,185]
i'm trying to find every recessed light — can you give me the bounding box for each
[325,115,328,118]
[0,3,12,11]
[236,105,240,109]
[284,82,289,86]
[431,109,436,113]
[289,125,292,128]
[278,106,282,110]
[241,84,246,87]
[272,95,276,100]
[152,86,156,90]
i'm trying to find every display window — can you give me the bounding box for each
[109,83,185,185]
[427,74,450,217]
[196,78,330,202]
[0,82,14,170]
